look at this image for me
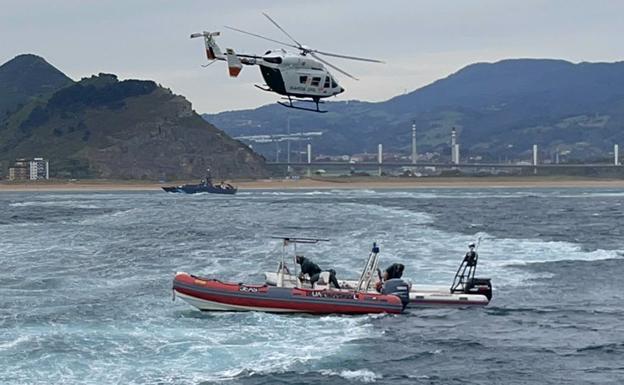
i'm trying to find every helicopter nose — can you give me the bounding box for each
[338,87,345,94]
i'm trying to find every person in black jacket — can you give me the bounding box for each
[374,263,406,292]
[383,263,405,280]
[295,255,340,289]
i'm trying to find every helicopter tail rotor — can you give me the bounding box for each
[190,31,223,61]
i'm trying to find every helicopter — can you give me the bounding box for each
[190,13,383,113]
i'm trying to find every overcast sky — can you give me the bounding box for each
[1,0,623,113]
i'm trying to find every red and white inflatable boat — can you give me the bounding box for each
[172,272,409,314]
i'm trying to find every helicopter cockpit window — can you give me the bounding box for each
[299,75,308,84]
[331,78,338,88]
[264,56,282,64]
[323,77,330,88]
[311,77,321,87]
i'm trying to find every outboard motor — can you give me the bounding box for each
[381,278,411,309]
[465,278,492,300]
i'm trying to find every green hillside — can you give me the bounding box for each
[0,56,268,179]
[0,54,73,119]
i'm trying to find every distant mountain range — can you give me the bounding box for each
[204,59,624,162]
[0,54,268,179]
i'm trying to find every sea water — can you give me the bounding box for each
[1,188,623,384]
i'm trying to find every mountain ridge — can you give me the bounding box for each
[204,58,624,161]
[0,54,74,119]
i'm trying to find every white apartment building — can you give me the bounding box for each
[29,158,49,180]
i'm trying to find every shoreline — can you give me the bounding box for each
[1,176,623,192]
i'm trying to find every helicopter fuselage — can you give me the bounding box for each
[257,51,344,100]
[190,19,381,112]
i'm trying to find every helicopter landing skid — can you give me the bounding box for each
[277,97,327,113]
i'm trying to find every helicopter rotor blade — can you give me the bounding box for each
[312,50,384,63]
[310,53,359,81]
[262,12,303,48]
[224,25,299,50]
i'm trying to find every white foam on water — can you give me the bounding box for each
[253,189,379,197]
[258,190,333,196]
[557,191,624,198]
[0,334,31,350]
[319,368,382,383]
[9,201,100,209]
[263,201,621,289]
[19,313,381,384]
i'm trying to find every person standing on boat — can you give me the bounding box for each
[464,242,478,266]
[295,255,340,289]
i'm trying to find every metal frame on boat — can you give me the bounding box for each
[264,238,493,307]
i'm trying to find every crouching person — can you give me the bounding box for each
[296,255,340,289]
[376,263,405,292]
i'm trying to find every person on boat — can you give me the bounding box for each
[464,242,478,266]
[383,263,405,280]
[375,263,405,292]
[295,255,340,289]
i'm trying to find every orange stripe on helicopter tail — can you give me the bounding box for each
[206,47,216,60]
[228,66,242,77]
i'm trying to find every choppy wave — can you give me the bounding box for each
[9,201,99,209]
[319,369,382,383]
[1,188,623,385]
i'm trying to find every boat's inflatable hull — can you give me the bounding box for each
[173,272,404,314]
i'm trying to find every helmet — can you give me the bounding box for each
[468,242,476,248]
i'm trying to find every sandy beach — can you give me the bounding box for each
[1,176,624,192]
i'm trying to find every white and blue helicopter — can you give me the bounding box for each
[191,13,383,113]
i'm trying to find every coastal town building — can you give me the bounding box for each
[29,158,49,180]
[8,159,30,181]
[8,157,50,181]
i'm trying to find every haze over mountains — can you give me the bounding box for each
[205,59,624,162]
[0,54,268,179]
